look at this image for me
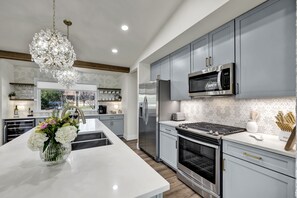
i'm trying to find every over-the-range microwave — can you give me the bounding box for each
[188,63,235,97]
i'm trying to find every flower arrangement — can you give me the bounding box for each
[28,113,79,164]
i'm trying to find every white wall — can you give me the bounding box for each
[131,0,266,70]
[0,60,15,145]
[121,71,138,140]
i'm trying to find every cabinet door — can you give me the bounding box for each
[160,56,170,80]
[170,44,191,100]
[191,35,209,72]
[150,61,161,81]
[223,154,295,198]
[209,20,235,67]
[112,119,124,136]
[101,120,112,131]
[160,132,177,170]
[235,0,296,98]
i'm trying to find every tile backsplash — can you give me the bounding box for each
[181,97,295,135]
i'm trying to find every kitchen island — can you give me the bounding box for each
[0,119,169,198]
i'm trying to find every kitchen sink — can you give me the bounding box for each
[74,131,107,142]
[72,132,112,151]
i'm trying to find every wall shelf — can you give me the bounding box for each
[10,99,34,101]
[10,83,35,86]
[98,87,122,102]
[98,100,121,102]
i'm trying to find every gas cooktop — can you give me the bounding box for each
[178,122,246,136]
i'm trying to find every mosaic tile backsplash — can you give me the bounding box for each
[181,97,295,135]
[13,65,121,88]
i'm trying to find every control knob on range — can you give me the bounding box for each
[214,131,219,136]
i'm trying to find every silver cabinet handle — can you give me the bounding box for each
[165,128,171,131]
[206,57,209,67]
[209,56,212,66]
[176,140,177,149]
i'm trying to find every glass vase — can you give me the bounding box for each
[39,141,72,166]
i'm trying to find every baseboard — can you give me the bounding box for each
[124,133,137,141]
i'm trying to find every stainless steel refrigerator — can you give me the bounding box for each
[139,80,180,161]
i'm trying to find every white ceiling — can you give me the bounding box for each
[0,0,183,67]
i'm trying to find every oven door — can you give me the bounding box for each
[177,134,221,195]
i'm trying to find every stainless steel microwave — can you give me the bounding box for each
[188,63,235,97]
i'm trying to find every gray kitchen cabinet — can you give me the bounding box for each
[160,56,170,80]
[235,0,296,98]
[191,35,209,72]
[223,154,295,198]
[223,140,295,198]
[208,21,234,67]
[99,115,124,136]
[170,44,191,101]
[150,61,161,81]
[159,124,177,170]
[191,21,235,73]
[150,56,170,81]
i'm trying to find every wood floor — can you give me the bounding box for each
[124,140,202,198]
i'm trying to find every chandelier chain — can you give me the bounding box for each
[53,0,56,30]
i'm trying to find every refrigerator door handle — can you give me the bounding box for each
[144,96,149,125]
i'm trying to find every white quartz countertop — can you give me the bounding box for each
[159,120,191,127]
[223,132,296,158]
[0,119,169,198]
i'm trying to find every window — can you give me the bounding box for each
[37,82,97,111]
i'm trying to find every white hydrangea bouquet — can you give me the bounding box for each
[28,113,79,165]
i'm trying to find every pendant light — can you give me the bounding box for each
[29,0,76,74]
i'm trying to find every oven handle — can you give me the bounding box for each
[178,134,219,149]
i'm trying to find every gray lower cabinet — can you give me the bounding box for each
[191,20,235,72]
[99,115,124,136]
[223,154,295,198]
[223,141,295,198]
[170,44,191,101]
[235,0,296,98]
[150,56,170,81]
[159,124,177,170]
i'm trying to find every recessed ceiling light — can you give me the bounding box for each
[112,48,118,54]
[121,25,129,31]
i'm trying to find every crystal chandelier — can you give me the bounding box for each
[29,0,76,74]
[54,67,80,89]
[53,20,80,89]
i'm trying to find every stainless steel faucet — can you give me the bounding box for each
[61,106,86,124]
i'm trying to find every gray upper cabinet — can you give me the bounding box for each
[160,56,170,80]
[235,0,296,98]
[209,21,235,67]
[170,44,191,101]
[191,35,209,72]
[150,56,170,81]
[150,61,161,81]
[191,21,235,73]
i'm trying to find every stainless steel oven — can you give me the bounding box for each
[177,130,221,198]
[188,63,235,97]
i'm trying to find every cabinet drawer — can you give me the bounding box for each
[160,124,177,136]
[99,115,124,120]
[223,141,295,178]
